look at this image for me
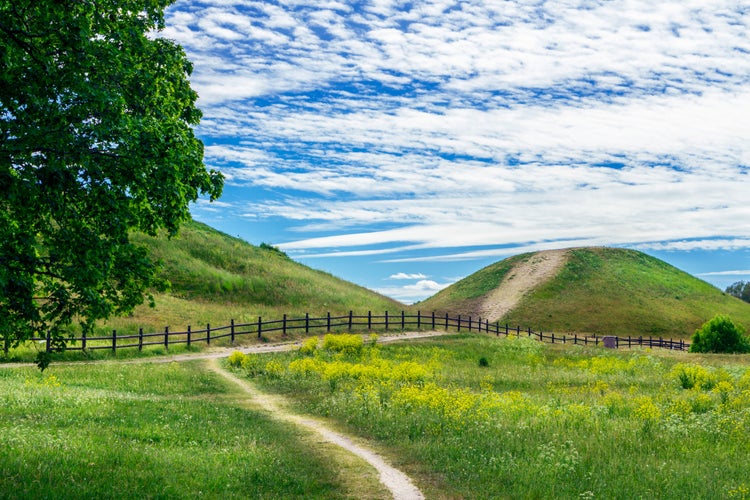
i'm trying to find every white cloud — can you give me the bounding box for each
[389,272,428,280]
[162,0,750,299]
[698,270,750,277]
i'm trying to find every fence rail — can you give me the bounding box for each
[26,311,690,353]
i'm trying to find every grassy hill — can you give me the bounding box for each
[101,220,402,334]
[417,247,750,339]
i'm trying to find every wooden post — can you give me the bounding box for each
[82,330,87,350]
[283,314,287,336]
[257,316,262,339]
[468,316,472,332]
[207,323,211,345]
[306,313,310,334]
[432,311,436,330]
[164,326,169,350]
[348,310,353,331]
[516,325,520,337]
[401,310,405,330]
[445,312,449,330]
[367,311,371,331]
[112,329,116,353]
[187,325,191,347]
[457,315,461,332]
[385,311,389,331]
[138,328,143,351]
[417,310,421,330]
[231,319,235,344]
[551,332,554,344]
[327,312,331,332]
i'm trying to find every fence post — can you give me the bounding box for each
[574,334,578,345]
[432,311,436,330]
[385,311,389,331]
[257,316,262,339]
[82,330,87,350]
[306,313,310,334]
[516,325,520,337]
[528,327,532,337]
[231,319,235,344]
[138,328,143,351]
[401,310,405,330]
[112,329,116,353]
[457,315,461,332]
[445,312,449,330]
[187,325,191,347]
[468,316,472,332]
[368,311,372,331]
[164,326,168,350]
[207,323,211,345]
[349,310,353,331]
[327,312,331,332]
[551,332,554,344]
[283,314,287,336]
[417,310,421,330]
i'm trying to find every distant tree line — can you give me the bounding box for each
[725,281,750,303]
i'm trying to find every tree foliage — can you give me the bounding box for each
[690,315,750,354]
[725,281,750,304]
[0,0,223,363]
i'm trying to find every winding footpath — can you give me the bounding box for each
[2,331,446,499]
[208,359,424,500]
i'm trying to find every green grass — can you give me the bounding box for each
[506,248,750,338]
[107,220,402,334]
[0,360,356,499]
[235,334,750,499]
[419,247,750,339]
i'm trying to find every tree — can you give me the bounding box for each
[0,0,223,367]
[689,315,750,354]
[725,281,750,304]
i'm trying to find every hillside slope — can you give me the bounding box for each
[103,221,402,333]
[418,247,750,339]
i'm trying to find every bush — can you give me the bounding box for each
[227,351,246,368]
[690,315,750,353]
[299,337,319,355]
[322,334,363,356]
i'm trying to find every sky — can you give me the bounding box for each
[163,0,750,304]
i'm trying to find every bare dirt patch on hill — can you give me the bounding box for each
[477,249,569,321]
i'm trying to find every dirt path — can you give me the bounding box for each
[478,249,569,321]
[207,359,424,500]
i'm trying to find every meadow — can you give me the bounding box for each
[229,333,750,499]
[0,360,380,499]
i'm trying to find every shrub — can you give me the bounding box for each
[227,351,246,368]
[690,315,750,353]
[322,334,363,356]
[300,337,319,355]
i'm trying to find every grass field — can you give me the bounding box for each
[230,333,750,499]
[0,360,379,499]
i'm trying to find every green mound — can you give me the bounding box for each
[106,220,402,332]
[419,248,750,339]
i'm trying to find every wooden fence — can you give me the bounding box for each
[27,311,690,353]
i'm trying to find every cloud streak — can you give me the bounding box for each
[170,0,750,301]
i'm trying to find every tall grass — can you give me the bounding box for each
[0,360,354,499]
[233,334,750,499]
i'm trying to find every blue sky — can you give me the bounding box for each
[163,0,750,303]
